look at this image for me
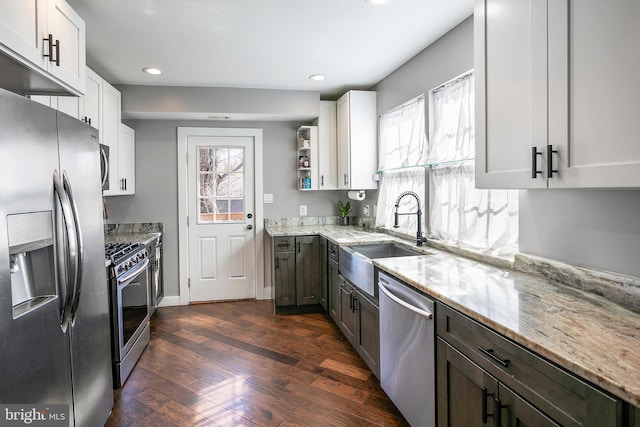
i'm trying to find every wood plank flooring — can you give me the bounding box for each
[105,300,409,427]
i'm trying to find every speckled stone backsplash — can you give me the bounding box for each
[264,216,375,229]
[104,222,164,234]
[513,253,640,314]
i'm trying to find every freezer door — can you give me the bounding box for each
[57,113,114,427]
[0,90,74,409]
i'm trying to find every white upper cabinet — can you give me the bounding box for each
[337,90,378,190]
[0,0,85,95]
[314,100,338,190]
[0,0,46,68]
[44,0,86,94]
[101,81,122,196]
[117,124,136,195]
[476,0,640,189]
[81,67,103,131]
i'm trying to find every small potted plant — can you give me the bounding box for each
[338,200,351,226]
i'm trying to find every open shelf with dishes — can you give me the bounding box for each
[296,125,318,191]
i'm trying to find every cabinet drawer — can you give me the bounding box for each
[273,237,295,252]
[437,303,622,427]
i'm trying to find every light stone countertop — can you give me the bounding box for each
[104,232,161,247]
[265,224,409,246]
[266,224,640,407]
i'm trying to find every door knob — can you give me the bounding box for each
[247,224,253,230]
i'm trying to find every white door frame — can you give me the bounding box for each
[177,127,265,305]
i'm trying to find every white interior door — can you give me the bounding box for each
[187,135,256,302]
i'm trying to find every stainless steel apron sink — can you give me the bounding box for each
[339,242,427,298]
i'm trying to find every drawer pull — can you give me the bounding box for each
[479,347,510,368]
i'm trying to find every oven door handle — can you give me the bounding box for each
[117,258,150,288]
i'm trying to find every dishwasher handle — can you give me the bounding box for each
[379,282,433,320]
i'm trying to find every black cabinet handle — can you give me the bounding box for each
[352,297,358,313]
[547,144,558,178]
[531,146,542,179]
[481,387,492,423]
[321,175,324,186]
[349,293,353,310]
[495,397,504,427]
[275,257,279,269]
[479,347,510,368]
[297,241,301,253]
[54,38,60,66]
[44,34,54,62]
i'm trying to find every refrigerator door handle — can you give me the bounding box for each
[63,171,84,322]
[100,147,109,188]
[53,170,78,331]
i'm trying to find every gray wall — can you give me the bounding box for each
[374,16,640,278]
[105,119,354,298]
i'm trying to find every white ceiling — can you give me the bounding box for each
[67,0,472,99]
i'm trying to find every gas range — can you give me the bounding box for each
[105,242,149,278]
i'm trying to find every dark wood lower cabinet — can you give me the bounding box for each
[273,251,296,306]
[273,236,322,313]
[328,257,339,323]
[354,288,379,378]
[295,236,321,305]
[336,275,380,378]
[437,338,558,427]
[338,278,356,345]
[437,302,623,427]
[319,237,328,310]
[437,337,498,427]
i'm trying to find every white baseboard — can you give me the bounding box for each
[157,296,183,307]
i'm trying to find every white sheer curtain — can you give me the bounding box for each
[378,96,426,170]
[375,96,427,235]
[428,72,518,256]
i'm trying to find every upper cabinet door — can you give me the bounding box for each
[316,101,338,190]
[82,67,103,132]
[336,90,378,190]
[475,0,549,189]
[45,0,86,94]
[0,0,47,67]
[0,0,85,95]
[478,0,640,189]
[548,0,640,188]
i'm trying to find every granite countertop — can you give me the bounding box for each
[265,224,404,246]
[104,232,161,247]
[266,224,640,407]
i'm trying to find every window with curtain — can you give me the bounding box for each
[375,96,427,236]
[428,72,518,256]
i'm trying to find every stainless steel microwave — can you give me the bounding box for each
[99,143,109,191]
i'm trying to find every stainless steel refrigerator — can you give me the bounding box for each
[0,88,113,426]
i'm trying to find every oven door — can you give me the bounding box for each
[113,258,150,361]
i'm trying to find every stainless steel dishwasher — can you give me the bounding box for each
[379,271,435,427]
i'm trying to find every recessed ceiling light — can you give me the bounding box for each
[142,67,163,75]
[366,0,393,4]
[309,74,326,81]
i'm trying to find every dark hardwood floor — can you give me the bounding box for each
[105,300,408,426]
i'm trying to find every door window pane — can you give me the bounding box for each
[198,146,245,223]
